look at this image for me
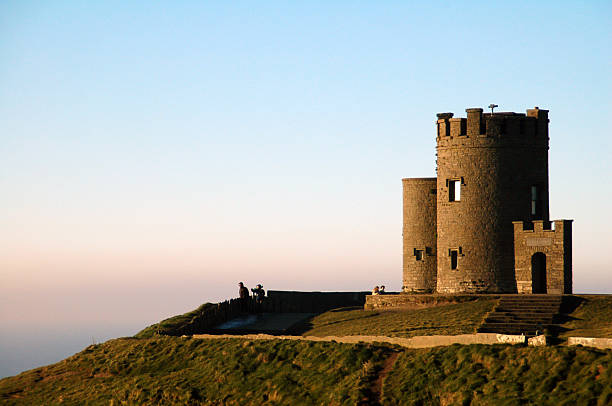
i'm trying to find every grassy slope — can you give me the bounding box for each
[135,303,215,338]
[383,344,612,406]
[4,296,612,404]
[0,337,390,406]
[2,337,610,405]
[559,296,612,339]
[301,299,497,338]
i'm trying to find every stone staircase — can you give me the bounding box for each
[477,295,564,337]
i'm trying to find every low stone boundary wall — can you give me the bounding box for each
[159,298,245,337]
[365,293,499,310]
[191,332,526,348]
[528,335,547,346]
[140,291,369,337]
[568,337,612,350]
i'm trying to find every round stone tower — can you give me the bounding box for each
[402,178,437,292]
[435,107,550,293]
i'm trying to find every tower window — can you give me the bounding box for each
[531,185,541,217]
[414,249,424,261]
[449,180,461,201]
[450,250,458,269]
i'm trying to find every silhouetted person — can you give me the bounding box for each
[372,286,380,295]
[251,284,265,304]
[379,285,386,295]
[238,282,250,312]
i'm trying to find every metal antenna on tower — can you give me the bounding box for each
[489,104,498,114]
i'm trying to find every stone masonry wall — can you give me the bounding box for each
[402,178,437,292]
[513,220,573,294]
[435,107,550,293]
[365,293,493,310]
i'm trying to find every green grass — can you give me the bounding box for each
[0,337,390,405]
[2,337,610,405]
[559,296,612,339]
[382,344,612,406]
[301,299,497,338]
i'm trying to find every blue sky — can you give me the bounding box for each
[1,1,611,377]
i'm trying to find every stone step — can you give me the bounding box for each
[485,319,553,325]
[498,301,560,304]
[477,328,539,336]
[493,307,559,312]
[492,311,559,317]
[497,304,561,308]
[476,296,569,336]
[485,314,555,323]
[499,296,563,300]
[477,324,556,335]
[487,312,556,316]
[492,313,558,318]
[480,321,553,328]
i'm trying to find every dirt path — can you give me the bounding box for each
[366,350,401,406]
[191,332,522,348]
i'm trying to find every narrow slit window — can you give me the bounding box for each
[449,180,461,202]
[531,185,541,217]
[450,250,458,270]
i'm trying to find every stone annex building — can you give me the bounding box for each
[402,107,573,294]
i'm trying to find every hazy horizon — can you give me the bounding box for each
[1,1,611,378]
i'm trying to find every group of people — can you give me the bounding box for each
[238,282,266,312]
[371,285,386,295]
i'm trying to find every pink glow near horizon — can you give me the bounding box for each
[1,2,611,338]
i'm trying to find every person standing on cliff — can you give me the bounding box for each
[238,282,250,312]
[251,284,265,304]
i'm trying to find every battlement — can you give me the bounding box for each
[436,107,549,147]
[513,220,573,233]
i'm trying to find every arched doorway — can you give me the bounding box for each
[531,252,547,294]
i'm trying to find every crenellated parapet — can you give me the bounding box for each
[436,107,549,149]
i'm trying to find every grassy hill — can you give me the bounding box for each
[1,336,610,405]
[0,337,389,405]
[3,295,612,405]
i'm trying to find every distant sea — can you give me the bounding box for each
[0,322,141,379]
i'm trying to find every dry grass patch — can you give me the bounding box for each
[382,344,612,405]
[559,296,612,338]
[302,299,497,338]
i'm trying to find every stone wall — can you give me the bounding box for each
[435,107,550,293]
[142,291,369,337]
[364,293,496,310]
[513,220,573,294]
[402,178,437,292]
[568,337,612,350]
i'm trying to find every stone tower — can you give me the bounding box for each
[402,178,437,292]
[402,106,569,294]
[436,107,550,293]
